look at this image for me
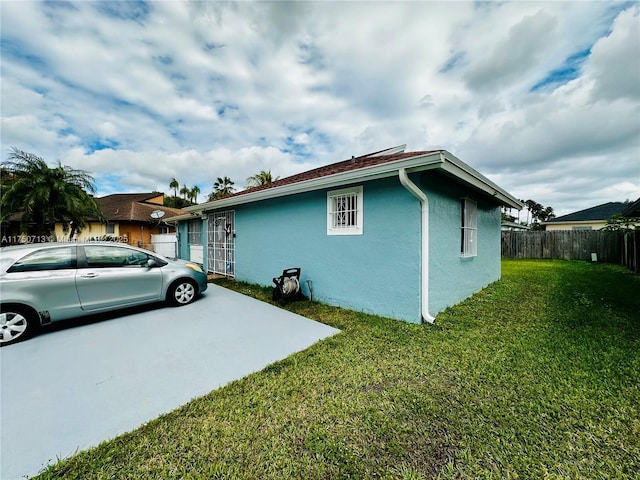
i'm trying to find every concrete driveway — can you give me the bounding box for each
[0,284,339,479]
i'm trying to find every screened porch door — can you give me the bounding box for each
[207,211,235,276]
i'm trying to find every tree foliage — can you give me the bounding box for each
[602,213,640,232]
[190,185,201,203]
[169,178,179,200]
[1,148,102,237]
[246,170,279,188]
[165,178,199,207]
[208,176,235,201]
[523,199,555,230]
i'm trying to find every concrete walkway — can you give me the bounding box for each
[0,285,339,479]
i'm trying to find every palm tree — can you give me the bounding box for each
[169,178,179,205]
[1,148,102,237]
[180,184,190,200]
[208,176,235,201]
[190,185,201,204]
[538,206,555,223]
[524,199,541,225]
[246,170,279,188]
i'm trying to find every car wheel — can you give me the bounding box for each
[168,280,197,306]
[0,306,35,346]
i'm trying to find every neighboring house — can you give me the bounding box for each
[622,197,640,218]
[167,146,522,324]
[501,220,530,231]
[54,193,183,248]
[544,201,635,231]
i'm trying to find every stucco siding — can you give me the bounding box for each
[231,177,423,322]
[180,172,503,324]
[422,173,501,314]
[545,221,606,231]
[177,222,189,260]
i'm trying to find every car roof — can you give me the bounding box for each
[0,242,146,254]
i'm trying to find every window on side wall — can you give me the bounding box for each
[188,220,202,245]
[461,197,478,257]
[327,186,363,235]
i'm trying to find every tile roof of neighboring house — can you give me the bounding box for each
[96,193,183,222]
[546,202,631,223]
[622,198,640,217]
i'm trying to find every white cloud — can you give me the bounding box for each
[464,10,559,92]
[1,1,638,215]
[587,6,640,100]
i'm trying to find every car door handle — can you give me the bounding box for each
[80,273,99,279]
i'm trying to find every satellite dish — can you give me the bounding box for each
[150,210,166,219]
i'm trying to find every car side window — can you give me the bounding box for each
[7,247,76,273]
[84,245,149,268]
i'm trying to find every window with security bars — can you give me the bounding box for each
[188,220,202,245]
[327,186,363,235]
[461,198,478,257]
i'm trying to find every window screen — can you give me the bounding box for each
[188,220,202,245]
[461,198,478,257]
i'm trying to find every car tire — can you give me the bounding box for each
[0,305,36,346]
[168,279,197,306]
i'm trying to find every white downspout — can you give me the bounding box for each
[399,168,436,324]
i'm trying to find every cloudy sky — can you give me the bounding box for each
[1,0,638,216]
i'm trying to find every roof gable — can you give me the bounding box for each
[96,193,182,222]
[547,202,630,223]
[224,148,438,200]
[622,198,640,217]
[169,146,522,221]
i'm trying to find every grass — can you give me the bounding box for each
[36,260,639,479]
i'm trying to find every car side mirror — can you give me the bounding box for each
[146,258,158,268]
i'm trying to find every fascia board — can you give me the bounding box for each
[179,150,522,215]
[164,213,197,223]
[440,152,523,210]
[543,220,605,225]
[193,152,445,213]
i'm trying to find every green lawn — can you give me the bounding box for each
[37,260,639,479]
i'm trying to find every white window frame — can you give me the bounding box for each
[461,197,478,257]
[327,186,363,236]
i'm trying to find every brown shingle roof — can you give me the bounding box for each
[220,150,440,200]
[96,193,183,222]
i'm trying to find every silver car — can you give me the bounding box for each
[0,242,208,346]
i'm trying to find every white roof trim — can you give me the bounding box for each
[542,219,607,225]
[439,151,522,209]
[367,144,407,157]
[174,150,522,219]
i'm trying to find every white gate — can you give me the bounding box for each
[150,233,177,258]
[207,211,235,276]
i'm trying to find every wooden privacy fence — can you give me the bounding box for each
[501,230,640,273]
[621,231,640,273]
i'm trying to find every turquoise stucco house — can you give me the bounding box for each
[166,146,522,324]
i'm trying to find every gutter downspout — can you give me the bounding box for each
[399,168,436,324]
